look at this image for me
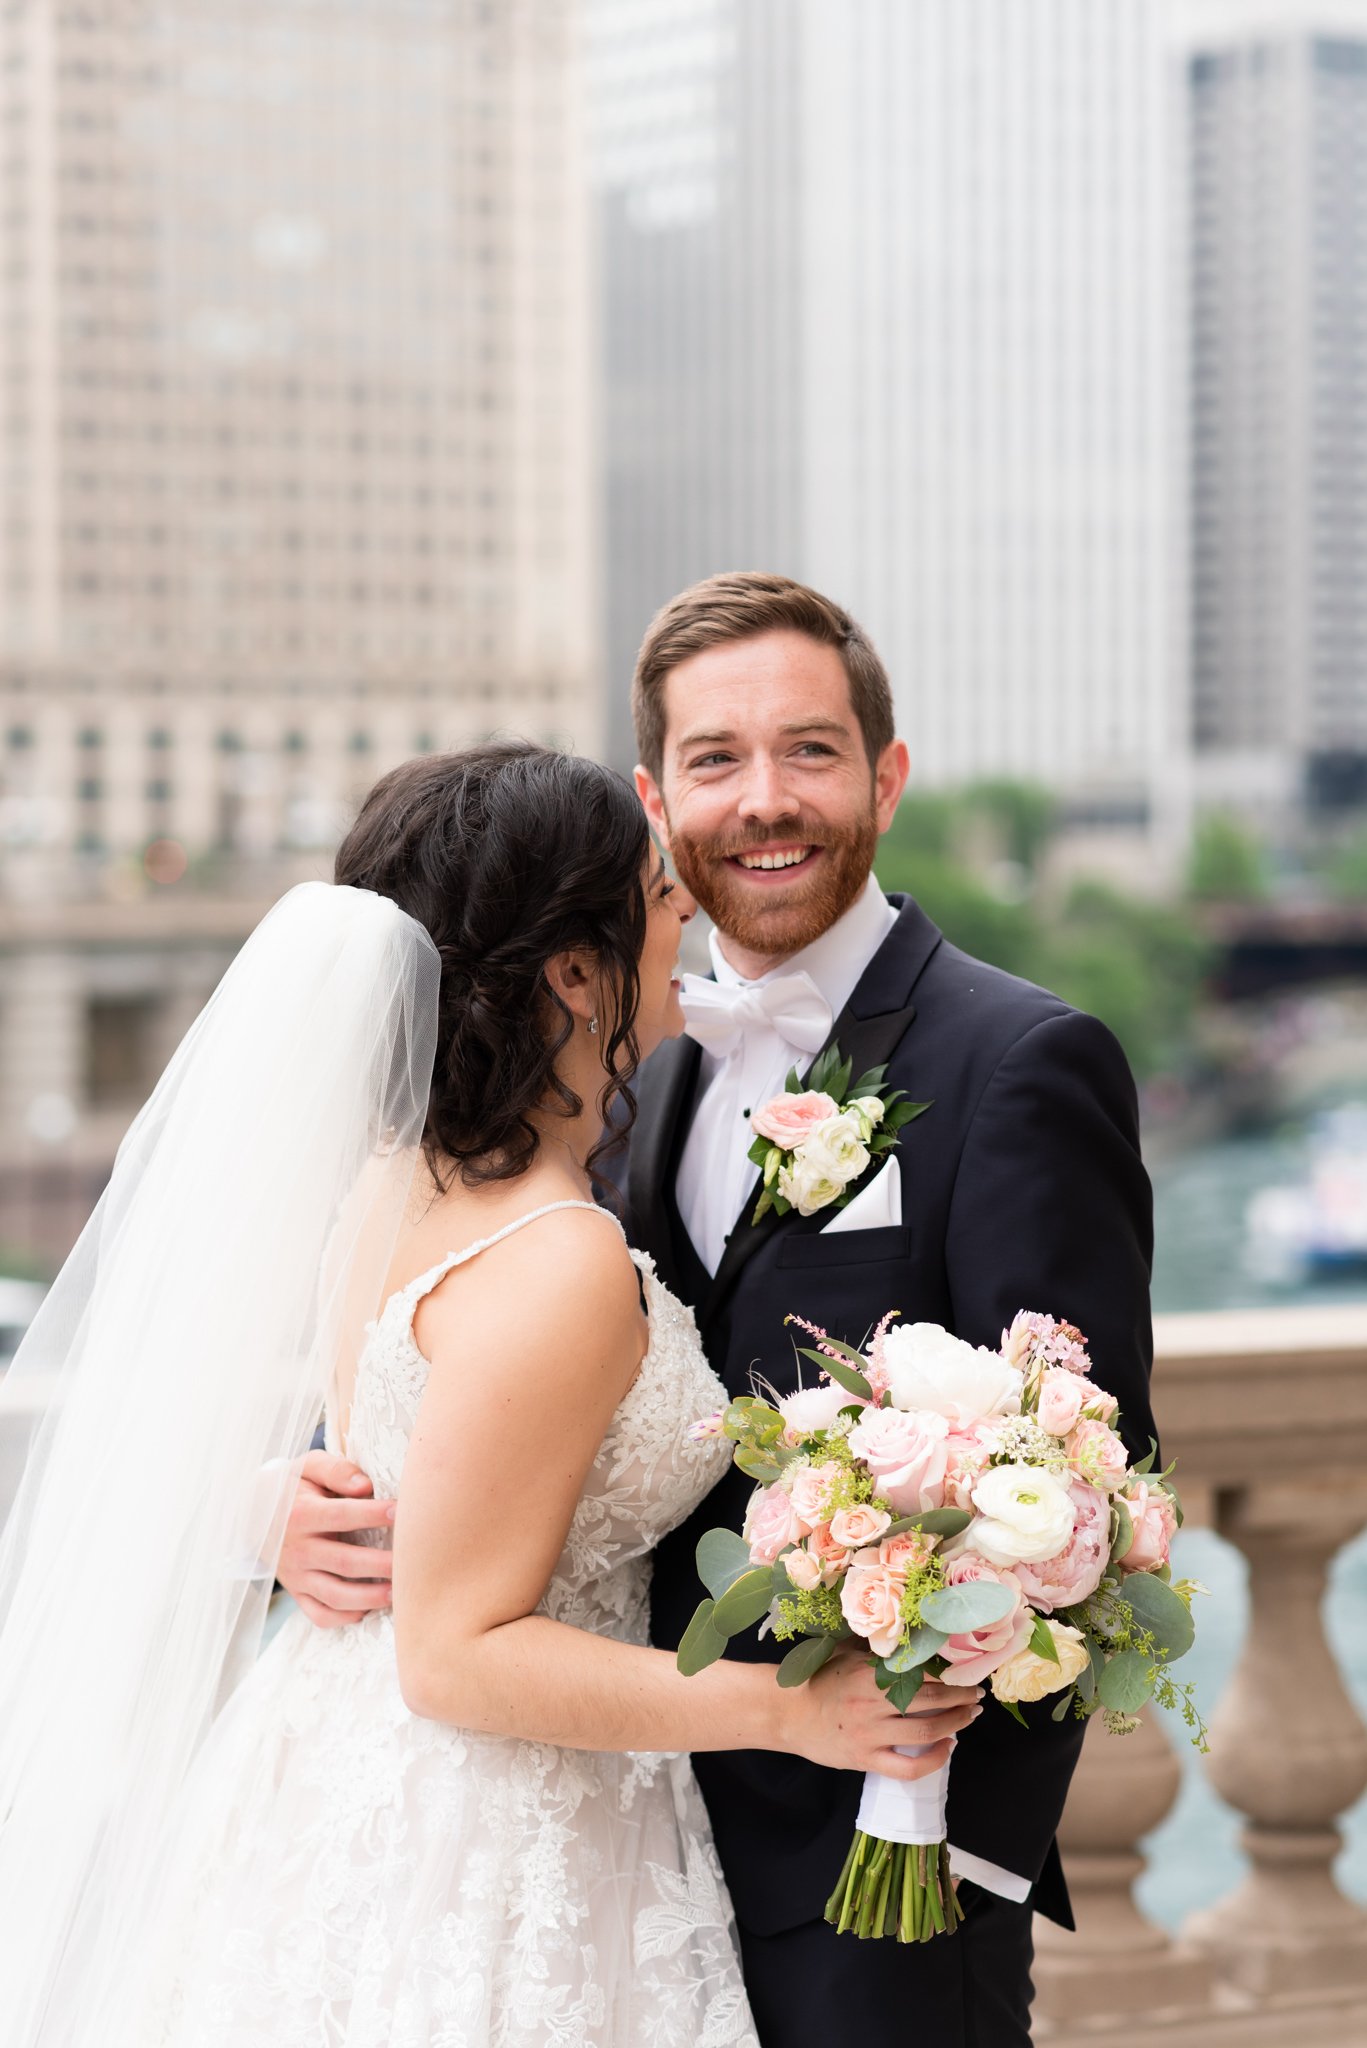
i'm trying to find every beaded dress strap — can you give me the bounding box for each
[405,1200,626,1305]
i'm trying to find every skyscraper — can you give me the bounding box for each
[589,0,1179,821]
[1188,30,1367,815]
[0,0,598,1261]
[0,0,599,889]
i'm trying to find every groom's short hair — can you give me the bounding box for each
[631,570,895,782]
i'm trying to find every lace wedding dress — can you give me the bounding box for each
[137,1202,758,2048]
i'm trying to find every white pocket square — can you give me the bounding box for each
[820,1156,902,1235]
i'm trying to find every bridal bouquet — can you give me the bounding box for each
[680,1309,1203,1943]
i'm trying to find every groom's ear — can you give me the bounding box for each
[634,766,671,850]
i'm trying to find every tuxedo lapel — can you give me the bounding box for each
[626,1031,700,1296]
[701,894,942,1323]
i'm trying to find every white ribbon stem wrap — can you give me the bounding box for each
[855,1749,951,1846]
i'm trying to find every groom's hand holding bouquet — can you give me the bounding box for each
[680,1305,1203,1943]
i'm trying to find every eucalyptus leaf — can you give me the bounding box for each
[776,1634,838,1688]
[1118,1570,1195,1662]
[796,1347,871,1402]
[734,1447,784,1484]
[711,1568,781,1637]
[1097,1648,1155,1714]
[882,1624,948,1672]
[1109,1497,1135,1564]
[695,1528,754,1602]
[1051,1690,1076,1722]
[920,1581,1018,1634]
[1131,1438,1159,1479]
[1029,1615,1061,1665]
[677,1599,728,1676]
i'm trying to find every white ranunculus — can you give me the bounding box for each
[966,1463,1077,1566]
[880,1322,1022,1427]
[849,1094,886,1135]
[801,1112,871,1186]
[778,1382,853,1435]
[780,1113,870,1216]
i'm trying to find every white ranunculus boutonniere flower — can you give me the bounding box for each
[745,1042,930,1226]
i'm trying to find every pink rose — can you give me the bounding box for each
[749,1089,840,1149]
[829,1504,891,1550]
[1081,1385,1120,1424]
[879,1529,935,1575]
[788,1459,842,1531]
[743,1484,804,1565]
[1066,1419,1129,1491]
[806,1521,853,1582]
[846,1407,951,1514]
[1037,1369,1085,1438]
[1121,1480,1178,1575]
[937,1555,1032,1686]
[839,1556,906,1658]
[783,1546,825,1591]
[1013,1482,1111,1612]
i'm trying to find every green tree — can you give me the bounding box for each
[963,780,1060,874]
[1187,811,1265,902]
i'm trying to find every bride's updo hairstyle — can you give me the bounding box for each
[335,740,650,1189]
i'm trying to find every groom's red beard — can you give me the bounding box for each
[669,805,880,961]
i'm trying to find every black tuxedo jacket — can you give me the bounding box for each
[625,893,1155,1938]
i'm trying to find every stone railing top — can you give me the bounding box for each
[1152,1301,1367,1489]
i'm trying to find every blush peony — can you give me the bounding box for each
[1066,1419,1129,1491]
[778,1383,855,1438]
[991,1621,1090,1704]
[937,1555,1032,1686]
[1012,1482,1111,1612]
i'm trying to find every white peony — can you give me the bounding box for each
[778,1382,854,1435]
[779,1113,870,1216]
[880,1322,1022,1427]
[966,1463,1077,1565]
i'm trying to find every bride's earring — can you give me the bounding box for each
[587,1016,599,1036]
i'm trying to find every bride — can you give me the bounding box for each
[0,741,973,2047]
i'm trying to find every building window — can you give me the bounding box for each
[347,731,372,754]
[282,729,307,753]
[85,996,158,1109]
[77,776,102,802]
[147,727,172,750]
[77,726,102,749]
[146,778,171,803]
[5,725,34,750]
[215,730,243,754]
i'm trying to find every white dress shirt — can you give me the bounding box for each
[675,873,1031,1907]
[677,876,896,1275]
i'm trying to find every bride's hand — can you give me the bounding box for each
[775,1653,983,1777]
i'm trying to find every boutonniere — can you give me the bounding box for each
[744,1043,930,1226]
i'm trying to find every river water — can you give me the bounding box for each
[1139,1106,1367,1930]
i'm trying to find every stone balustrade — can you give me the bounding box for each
[1035,1303,1367,2045]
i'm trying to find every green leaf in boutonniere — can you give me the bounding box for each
[745,1041,932,1228]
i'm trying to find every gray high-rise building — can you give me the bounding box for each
[589,0,1180,822]
[1189,32,1367,814]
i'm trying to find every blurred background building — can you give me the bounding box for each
[590,0,1181,840]
[0,0,596,1254]
[1188,28,1367,825]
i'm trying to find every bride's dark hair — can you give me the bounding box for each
[335,740,650,1190]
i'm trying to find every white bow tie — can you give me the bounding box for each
[679,970,833,1061]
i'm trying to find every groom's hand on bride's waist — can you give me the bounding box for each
[277,1450,395,1628]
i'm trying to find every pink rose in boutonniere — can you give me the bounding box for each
[744,1041,930,1226]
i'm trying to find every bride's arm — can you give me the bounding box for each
[392,1215,978,1778]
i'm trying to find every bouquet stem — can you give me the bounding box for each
[824,1830,964,1942]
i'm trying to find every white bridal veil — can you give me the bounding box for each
[0,882,439,2045]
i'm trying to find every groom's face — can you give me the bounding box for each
[635,629,908,964]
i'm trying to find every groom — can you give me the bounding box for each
[624,572,1155,2046]
[282,570,1155,2044]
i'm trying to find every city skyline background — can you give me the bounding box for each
[2,0,1367,1269]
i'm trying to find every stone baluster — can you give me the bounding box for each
[1033,1707,1214,2032]
[1184,1479,1367,1998]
